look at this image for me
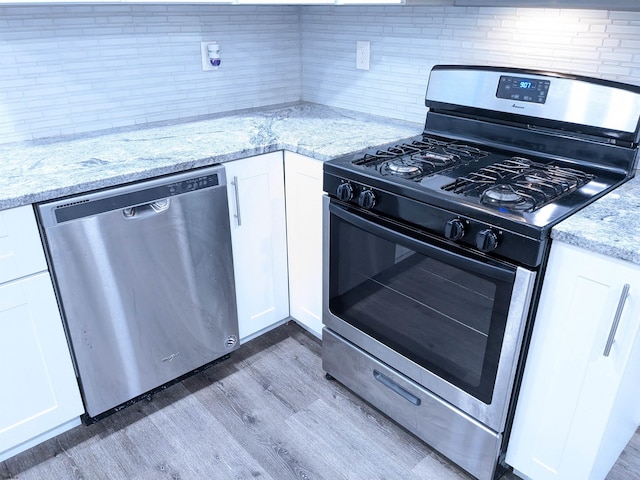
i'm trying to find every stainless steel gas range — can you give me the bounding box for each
[321,65,640,480]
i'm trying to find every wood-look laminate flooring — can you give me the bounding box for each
[1,322,638,480]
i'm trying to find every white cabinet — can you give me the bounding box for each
[506,241,640,480]
[0,206,84,462]
[284,152,324,338]
[0,205,48,285]
[226,151,323,341]
[225,152,290,342]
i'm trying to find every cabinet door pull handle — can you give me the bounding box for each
[373,370,421,406]
[232,176,242,226]
[603,283,631,357]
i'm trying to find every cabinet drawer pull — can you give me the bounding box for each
[232,176,242,226]
[603,283,631,357]
[373,370,421,406]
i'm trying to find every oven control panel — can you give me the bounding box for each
[445,218,500,252]
[337,181,377,210]
[496,75,550,104]
[326,174,543,268]
[425,66,640,138]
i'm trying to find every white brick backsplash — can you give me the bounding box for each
[2,4,640,143]
[0,4,301,142]
[300,6,640,124]
[600,51,634,62]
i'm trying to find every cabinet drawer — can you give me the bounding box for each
[0,205,47,284]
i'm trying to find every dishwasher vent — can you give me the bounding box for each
[55,198,90,210]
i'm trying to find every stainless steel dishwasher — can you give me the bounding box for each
[37,165,239,421]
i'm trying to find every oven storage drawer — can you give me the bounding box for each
[322,327,502,480]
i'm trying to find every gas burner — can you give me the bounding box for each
[483,185,524,203]
[481,184,536,211]
[524,171,552,183]
[443,157,594,212]
[387,161,420,174]
[354,136,490,180]
[412,151,456,165]
[382,158,423,178]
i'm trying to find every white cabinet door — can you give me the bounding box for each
[225,152,289,342]
[0,273,84,461]
[0,205,48,284]
[506,241,640,480]
[284,152,323,338]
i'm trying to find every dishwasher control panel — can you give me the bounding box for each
[38,165,226,227]
[167,173,219,196]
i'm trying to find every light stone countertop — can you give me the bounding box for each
[1,101,639,266]
[0,102,422,210]
[551,175,640,266]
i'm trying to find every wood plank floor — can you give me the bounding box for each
[1,321,638,480]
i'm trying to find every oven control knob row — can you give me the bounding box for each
[358,190,377,209]
[476,228,499,252]
[444,218,466,241]
[336,182,355,202]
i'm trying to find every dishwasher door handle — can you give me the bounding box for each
[122,199,170,219]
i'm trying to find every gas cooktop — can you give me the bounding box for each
[326,132,621,231]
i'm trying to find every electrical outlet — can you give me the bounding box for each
[356,41,370,71]
[201,41,220,71]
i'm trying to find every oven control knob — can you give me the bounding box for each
[358,190,376,209]
[444,218,466,241]
[476,229,499,252]
[336,182,355,202]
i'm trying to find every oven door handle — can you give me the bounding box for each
[330,202,516,282]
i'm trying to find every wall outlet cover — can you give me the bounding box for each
[356,40,370,71]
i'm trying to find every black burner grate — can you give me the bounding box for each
[442,157,594,212]
[354,137,488,179]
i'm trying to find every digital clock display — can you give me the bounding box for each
[496,75,551,104]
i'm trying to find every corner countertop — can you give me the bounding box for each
[551,176,640,266]
[0,102,422,211]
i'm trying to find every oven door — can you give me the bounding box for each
[322,198,536,432]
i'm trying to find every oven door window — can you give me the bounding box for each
[328,203,517,404]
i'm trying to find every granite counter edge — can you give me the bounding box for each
[551,229,640,265]
[0,144,298,211]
